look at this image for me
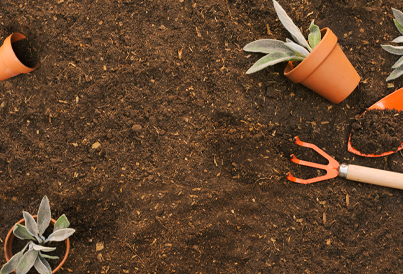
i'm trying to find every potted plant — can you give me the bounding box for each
[0,33,39,81]
[244,0,360,104]
[1,196,75,274]
[381,8,403,81]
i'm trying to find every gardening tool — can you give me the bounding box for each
[348,88,403,157]
[286,136,403,189]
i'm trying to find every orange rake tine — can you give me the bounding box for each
[286,136,340,184]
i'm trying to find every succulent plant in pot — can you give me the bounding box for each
[1,196,75,274]
[381,8,403,81]
[244,0,360,104]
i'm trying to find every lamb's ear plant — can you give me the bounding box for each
[244,0,322,74]
[0,196,75,274]
[381,8,403,81]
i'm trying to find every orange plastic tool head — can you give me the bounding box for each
[286,136,340,184]
[348,88,403,157]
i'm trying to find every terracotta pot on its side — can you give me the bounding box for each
[0,33,38,81]
[284,28,360,104]
[4,215,71,273]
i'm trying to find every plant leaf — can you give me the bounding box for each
[246,52,304,74]
[386,65,403,81]
[285,40,310,57]
[34,255,52,274]
[381,44,403,55]
[243,39,294,54]
[23,211,38,239]
[32,243,56,252]
[393,8,403,30]
[272,0,312,51]
[54,214,70,232]
[15,249,38,274]
[308,20,321,49]
[393,19,403,35]
[392,56,403,68]
[45,228,75,243]
[13,224,36,241]
[37,196,51,236]
[0,250,25,274]
[39,253,59,260]
[392,36,403,43]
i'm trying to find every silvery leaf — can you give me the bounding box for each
[39,253,59,260]
[272,0,312,51]
[381,44,403,55]
[392,56,403,68]
[308,20,321,49]
[45,228,75,243]
[37,196,51,236]
[243,39,294,54]
[246,52,304,74]
[15,249,38,274]
[394,19,403,35]
[392,36,403,43]
[23,211,38,239]
[33,255,52,274]
[386,66,403,81]
[285,40,310,57]
[53,214,70,232]
[13,224,35,241]
[0,249,25,274]
[32,243,56,252]
[392,8,403,30]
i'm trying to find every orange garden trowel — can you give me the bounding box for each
[286,137,403,189]
[347,88,403,157]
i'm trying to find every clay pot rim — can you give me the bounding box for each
[283,27,338,81]
[3,215,71,273]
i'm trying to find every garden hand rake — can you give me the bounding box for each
[286,136,403,189]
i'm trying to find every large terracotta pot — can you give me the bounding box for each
[4,215,71,273]
[284,28,360,104]
[0,33,38,81]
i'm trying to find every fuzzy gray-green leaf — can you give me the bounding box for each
[13,224,36,241]
[285,40,310,57]
[392,36,403,43]
[32,243,56,253]
[394,19,403,35]
[381,44,403,55]
[392,56,403,68]
[34,255,52,274]
[23,211,38,239]
[15,249,38,274]
[272,0,312,51]
[246,52,303,74]
[308,20,321,49]
[0,250,25,274]
[39,253,59,260]
[393,8,403,30]
[54,214,70,232]
[45,228,75,243]
[37,196,51,236]
[386,66,403,81]
[243,39,294,54]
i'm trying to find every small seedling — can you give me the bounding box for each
[0,196,75,274]
[244,0,321,74]
[381,8,403,81]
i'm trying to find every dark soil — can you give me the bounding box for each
[12,38,39,68]
[1,0,403,273]
[350,109,403,155]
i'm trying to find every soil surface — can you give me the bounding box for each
[350,109,403,155]
[1,0,403,273]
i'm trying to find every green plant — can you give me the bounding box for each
[244,0,321,74]
[381,8,403,81]
[1,196,75,274]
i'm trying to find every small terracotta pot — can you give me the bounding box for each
[0,33,38,81]
[284,28,360,104]
[4,215,71,273]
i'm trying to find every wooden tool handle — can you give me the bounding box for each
[342,164,403,189]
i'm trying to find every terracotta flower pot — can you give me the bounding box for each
[0,33,39,81]
[3,215,71,273]
[284,28,360,104]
